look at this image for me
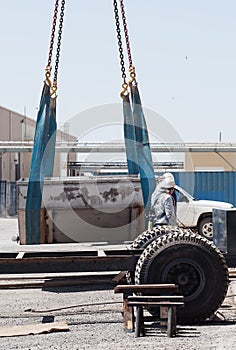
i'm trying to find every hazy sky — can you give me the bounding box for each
[0,0,236,143]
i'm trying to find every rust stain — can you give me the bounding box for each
[46,183,141,206]
[118,186,136,200]
[102,188,119,202]
[49,186,102,208]
[102,186,139,202]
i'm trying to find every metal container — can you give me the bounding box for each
[17,176,145,244]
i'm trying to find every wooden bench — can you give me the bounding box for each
[114,284,184,337]
[127,295,184,337]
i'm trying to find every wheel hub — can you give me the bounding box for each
[177,273,189,286]
[163,261,204,299]
[202,222,213,239]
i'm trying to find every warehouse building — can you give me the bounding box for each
[0,105,76,181]
[1,105,236,181]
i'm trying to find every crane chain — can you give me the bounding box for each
[113,0,128,97]
[119,0,136,84]
[53,0,66,91]
[46,0,60,82]
[119,0,132,70]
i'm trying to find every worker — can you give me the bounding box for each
[150,173,177,227]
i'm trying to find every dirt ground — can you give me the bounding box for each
[0,281,235,350]
[0,218,236,349]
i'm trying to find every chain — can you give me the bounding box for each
[45,0,60,83]
[47,0,59,68]
[119,0,132,69]
[113,0,128,98]
[119,0,136,84]
[52,0,66,92]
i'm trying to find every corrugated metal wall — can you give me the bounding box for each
[173,172,236,206]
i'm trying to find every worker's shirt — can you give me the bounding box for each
[151,191,176,226]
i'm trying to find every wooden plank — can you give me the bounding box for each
[112,271,127,284]
[17,210,26,245]
[128,301,184,306]
[167,307,174,337]
[135,306,143,337]
[123,294,134,332]
[114,284,178,294]
[160,305,168,328]
[18,208,48,244]
[128,295,184,301]
[0,321,69,337]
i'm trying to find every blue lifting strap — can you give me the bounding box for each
[130,84,156,213]
[123,93,139,175]
[25,83,57,244]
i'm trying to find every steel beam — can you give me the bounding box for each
[0,251,140,274]
[1,142,236,153]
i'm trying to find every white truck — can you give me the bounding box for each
[175,185,233,240]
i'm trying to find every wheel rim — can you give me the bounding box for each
[161,258,205,301]
[202,222,213,239]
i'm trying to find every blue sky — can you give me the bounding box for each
[0,0,236,143]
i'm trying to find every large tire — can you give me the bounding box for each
[128,226,192,251]
[126,226,192,284]
[135,230,229,324]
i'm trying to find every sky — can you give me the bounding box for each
[0,0,236,143]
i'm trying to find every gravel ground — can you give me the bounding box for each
[0,218,236,349]
[0,283,236,350]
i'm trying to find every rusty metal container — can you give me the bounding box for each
[17,176,145,244]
